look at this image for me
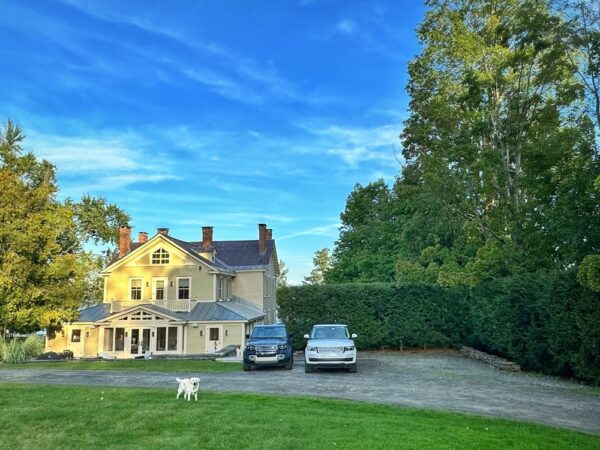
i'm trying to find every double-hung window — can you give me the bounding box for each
[177,278,190,300]
[130,278,143,300]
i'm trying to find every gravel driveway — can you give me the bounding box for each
[1,350,599,434]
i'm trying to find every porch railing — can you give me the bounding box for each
[110,299,194,314]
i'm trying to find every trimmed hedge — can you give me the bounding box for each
[278,272,600,384]
[278,283,469,352]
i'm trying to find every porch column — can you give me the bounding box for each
[98,327,104,356]
[241,323,246,350]
[178,326,184,355]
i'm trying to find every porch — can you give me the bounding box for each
[110,299,195,313]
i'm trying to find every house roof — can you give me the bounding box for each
[107,234,276,275]
[78,303,111,322]
[188,301,265,321]
[75,301,264,323]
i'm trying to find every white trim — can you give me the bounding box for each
[150,247,170,265]
[176,277,192,300]
[232,269,266,273]
[101,234,219,274]
[103,305,183,322]
[128,277,144,301]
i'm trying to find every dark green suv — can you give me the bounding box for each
[243,324,293,371]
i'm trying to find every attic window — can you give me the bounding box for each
[151,248,169,264]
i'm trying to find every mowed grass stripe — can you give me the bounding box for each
[0,383,598,449]
[0,359,240,372]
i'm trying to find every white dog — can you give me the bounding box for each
[176,377,200,401]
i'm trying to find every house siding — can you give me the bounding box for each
[104,241,214,302]
[231,271,264,309]
[185,324,205,353]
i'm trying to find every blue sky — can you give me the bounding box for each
[0,0,424,284]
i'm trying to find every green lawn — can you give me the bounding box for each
[0,359,240,372]
[0,383,597,449]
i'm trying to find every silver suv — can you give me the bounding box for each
[303,324,357,373]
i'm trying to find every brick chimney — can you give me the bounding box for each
[138,232,148,244]
[266,228,273,240]
[258,223,267,254]
[202,226,213,247]
[119,226,131,258]
[157,227,169,236]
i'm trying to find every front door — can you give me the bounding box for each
[205,325,222,353]
[130,328,151,355]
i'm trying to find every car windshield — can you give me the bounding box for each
[251,327,287,339]
[311,326,349,340]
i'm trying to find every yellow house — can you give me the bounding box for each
[46,224,279,358]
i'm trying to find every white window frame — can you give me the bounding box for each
[129,278,144,301]
[152,277,169,301]
[151,248,170,265]
[176,277,191,300]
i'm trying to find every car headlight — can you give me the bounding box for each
[278,344,287,350]
[344,346,355,352]
[307,346,318,352]
[246,345,255,351]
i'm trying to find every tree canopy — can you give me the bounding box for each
[0,121,130,332]
[327,0,600,287]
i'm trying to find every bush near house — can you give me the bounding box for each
[0,335,45,364]
[278,272,600,384]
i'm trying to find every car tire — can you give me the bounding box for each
[284,360,293,370]
[305,363,314,373]
[348,363,357,373]
[243,364,251,371]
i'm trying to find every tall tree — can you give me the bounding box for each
[304,248,332,285]
[400,0,599,284]
[555,0,600,134]
[326,180,401,283]
[0,121,129,331]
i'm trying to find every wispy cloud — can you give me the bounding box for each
[25,128,180,193]
[183,69,264,105]
[58,0,332,106]
[296,123,399,166]
[278,223,340,241]
[337,19,357,35]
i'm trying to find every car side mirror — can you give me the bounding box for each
[245,334,250,339]
[351,333,358,338]
[303,334,309,339]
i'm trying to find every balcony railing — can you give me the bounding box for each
[110,299,194,314]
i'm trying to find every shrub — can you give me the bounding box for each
[0,335,44,364]
[23,335,44,358]
[3,339,28,364]
[278,283,469,351]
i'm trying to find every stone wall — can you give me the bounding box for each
[460,346,521,372]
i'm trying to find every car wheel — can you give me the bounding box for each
[243,364,251,371]
[305,364,313,373]
[284,360,293,370]
[348,363,357,373]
